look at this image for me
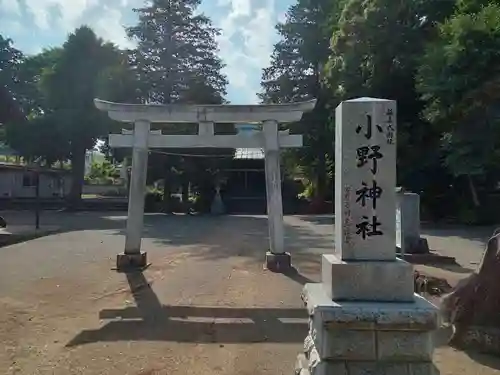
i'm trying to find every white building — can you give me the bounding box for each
[0,163,71,198]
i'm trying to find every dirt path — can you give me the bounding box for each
[0,215,307,375]
[0,213,499,374]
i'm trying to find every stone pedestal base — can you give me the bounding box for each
[297,283,439,375]
[295,354,438,375]
[322,254,414,302]
[116,252,148,270]
[398,237,430,255]
[265,251,292,272]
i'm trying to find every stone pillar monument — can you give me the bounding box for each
[296,98,439,375]
[396,191,430,255]
[119,120,150,269]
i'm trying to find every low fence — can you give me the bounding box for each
[82,185,127,196]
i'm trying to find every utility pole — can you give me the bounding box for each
[35,169,40,230]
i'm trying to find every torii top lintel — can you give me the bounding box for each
[94,98,317,124]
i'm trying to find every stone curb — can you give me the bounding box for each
[0,228,62,247]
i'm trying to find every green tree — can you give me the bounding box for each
[38,26,130,208]
[4,48,68,164]
[127,0,229,212]
[260,0,337,205]
[85,159,119,185]
[127,0,227,104]
[325,0,455,193]
[0,35,25,125]
[5,112,70,165]
[417,3,500,211]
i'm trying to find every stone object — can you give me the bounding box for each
[299,284,439,375]
[396,192,429,254]
[95,99,316,267]
[322,254,414,302]
[441,229,500,352]
[297,98,439,375]
[265,251,292,272]
[116,252,147,270]
[210,186,225,215]
[334,98,397,261]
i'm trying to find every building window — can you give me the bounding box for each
[22,173,37,187]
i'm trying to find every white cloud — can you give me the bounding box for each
[1,19,22,34]
[92,5,135,49]
[24,0,97,30]
[20,0,137,49]
[1,0,21,15]
[5,0,280,104]
[215,0,277,103]
[217,0,251,18]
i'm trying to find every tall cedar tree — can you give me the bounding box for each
[127,0,230,212]
[127,0,227,104]
[259,0,335,204]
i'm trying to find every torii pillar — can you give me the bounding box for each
[95,99,316,271]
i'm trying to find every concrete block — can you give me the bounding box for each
[408,362,439,375]
[346,362,437,375]
[377,331,433,361]
[310,362,348,375]
[308,346,348,375]
[265,251,292,272]
[321,254,414,302]
[321,329,376,360]
[308,317,376,360]
[397,238,430,255]
[347,362,409,375]
[116,252,147,270]
[301,283,438,331]
[305,361,437,375]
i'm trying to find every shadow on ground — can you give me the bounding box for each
[421,223,495,249]
[464,350,500,370]
[67,271,308,347]
[435,326,500,370]
[295,215,334,226]
[417,262,475,274]
[1,212,328,277]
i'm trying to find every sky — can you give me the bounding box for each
[0,0,292,104]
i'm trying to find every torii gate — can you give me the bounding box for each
[94,98,316,272]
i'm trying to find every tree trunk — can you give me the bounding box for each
[67,143,86,210]
[162,166,172,213]
[467,174,480,207]
[441,229,500,352]
[309,152,328,214]
[181,177,189,212]
[315,152,327,201]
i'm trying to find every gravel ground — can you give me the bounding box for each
[0,212,498,374]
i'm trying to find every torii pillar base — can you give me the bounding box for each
[116,252,148,271]
[265,251,292,273]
